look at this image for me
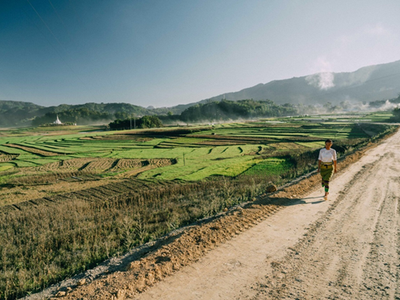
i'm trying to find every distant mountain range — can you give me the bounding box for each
[1,59,400,127]
[204,60,400,104]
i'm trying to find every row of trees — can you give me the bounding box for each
[109,99,299,130]
[159,99,298,123]
[29,102,189,127]
[29,99,300,128]
[109,115,163,130]
[4,95,400,128]
[36,100,295,127]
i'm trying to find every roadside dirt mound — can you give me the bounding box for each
[61,200,284,299]
[55,140,381,300]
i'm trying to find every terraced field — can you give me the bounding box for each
[0,115,397,299]
[0,121,394,200]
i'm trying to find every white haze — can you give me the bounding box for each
[311,99,399,115]
[348,100,399,112]
[305,72,335,90]
[376,99,399,111]
[305,56,335,90]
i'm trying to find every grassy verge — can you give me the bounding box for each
[0,176,271,299]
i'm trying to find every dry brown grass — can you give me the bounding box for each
[0,177,119,207]
[0,175,272,299]
[0,159,177,208]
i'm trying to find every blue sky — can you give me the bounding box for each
[1,0,400,107]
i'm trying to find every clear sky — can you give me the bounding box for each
[1,0,400,108]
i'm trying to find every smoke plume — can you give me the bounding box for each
[306,72,335,90]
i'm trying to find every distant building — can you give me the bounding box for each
[54,115,62,125]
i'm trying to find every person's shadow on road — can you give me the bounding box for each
[302,196,325,204]
[254,195,325,207]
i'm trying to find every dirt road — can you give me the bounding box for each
[133,132,400,300]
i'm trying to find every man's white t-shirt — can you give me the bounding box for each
[318,148,337,163]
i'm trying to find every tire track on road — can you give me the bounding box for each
[252,151,399,299]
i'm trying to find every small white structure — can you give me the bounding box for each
[54,115,62,125]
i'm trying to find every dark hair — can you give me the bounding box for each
[325,139,332,143]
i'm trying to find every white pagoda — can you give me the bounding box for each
[53,115,62,125]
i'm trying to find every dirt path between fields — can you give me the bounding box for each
[26,129,400,300]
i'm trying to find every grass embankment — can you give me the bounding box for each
[0,120,396,299]
[0,176,272,299]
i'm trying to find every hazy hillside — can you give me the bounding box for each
[156,99,299,124]
[0,101,49,127]
[205,60,400,104]
[0,101,190,127]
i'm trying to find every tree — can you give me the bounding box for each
[138,115,163,128]
[109,115,163,130]
[392,107,400,121]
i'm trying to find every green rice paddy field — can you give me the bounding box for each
[0,115,395,184]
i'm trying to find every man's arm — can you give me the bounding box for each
[333,160,337,173]
[318,160,321,172]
